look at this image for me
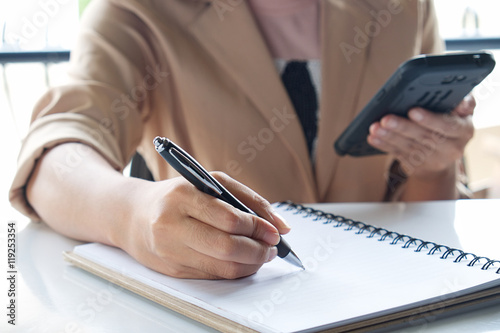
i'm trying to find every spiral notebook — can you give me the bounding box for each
[64,201,500,333]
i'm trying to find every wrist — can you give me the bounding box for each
[104,175,154,250]
[408,163,456,183]
[401,163,459,201]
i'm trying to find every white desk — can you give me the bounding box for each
[2,199,500,333]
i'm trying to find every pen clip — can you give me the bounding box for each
[169,147,223,196]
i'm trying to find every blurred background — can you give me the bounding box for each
[1,0,500,228]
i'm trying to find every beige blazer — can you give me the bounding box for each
[10,0,444,220]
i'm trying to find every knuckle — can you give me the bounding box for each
[190,221,210,247]
[420,138,437,152]
[253,192,270,210]
[197,260,218,278]
[222,210,242,234]
[166,177,192,197]
[219,262,249,279]
[197,256,247,279]
[215,235,239,259]
[191,190,215,219]
[161,178,193,214]
[163,264,188,279]
[255,244,271,263]
[176,183,194,201]
[249,215,265,239]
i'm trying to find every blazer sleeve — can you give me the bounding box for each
[9,0,163,220]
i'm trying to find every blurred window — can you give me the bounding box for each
[434,0,500,39]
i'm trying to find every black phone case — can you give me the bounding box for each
[334,51,496,157]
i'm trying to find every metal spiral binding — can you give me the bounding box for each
[278,201,500,274]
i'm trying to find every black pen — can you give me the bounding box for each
[153,136,304,269]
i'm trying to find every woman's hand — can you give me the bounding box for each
[27,143,290,281]
[367,95,475,180]
[120,172,291,280]
[367,95,475,200]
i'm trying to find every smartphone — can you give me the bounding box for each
[334,51,496,157]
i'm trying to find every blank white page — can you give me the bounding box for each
[72,203,500,333]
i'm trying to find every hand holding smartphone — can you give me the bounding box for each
[334,51,496,157]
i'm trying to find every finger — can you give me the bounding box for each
[368,123,416,159]
[367,133,426,176]
[152,257,222,280]
[180,184,280,246]
[368,120,445,160]
[150,247,264,280]
[183,216,278,265]
[144,208,272,279]
[416,107,466,134]
[408,108,474,141]
[368,120,465,176]
[198,259,264,280]
[376,115,439,144]
[212,172,291,234]
[383,110,468,141]
[452,94,476,117]
[195,256,265,280]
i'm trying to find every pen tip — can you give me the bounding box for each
[297,259,305,270]
[282,250,305,270]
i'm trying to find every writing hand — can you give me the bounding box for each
[121,172,290,279]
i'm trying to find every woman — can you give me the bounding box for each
[10,0,474,279]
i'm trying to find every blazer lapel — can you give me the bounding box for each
[188,0,318,200]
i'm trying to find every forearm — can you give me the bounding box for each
[25,142,288,279]
[399,163,459,201]
[26,143,143,247]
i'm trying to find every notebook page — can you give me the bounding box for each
[73,203,500,333]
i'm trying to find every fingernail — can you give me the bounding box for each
[385,118,398,129]
[267,247,278,262]
[272,212,291,231]
[409,109,424,122]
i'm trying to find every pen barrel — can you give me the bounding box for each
[219,192,252,213]
[276,237,291,258]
